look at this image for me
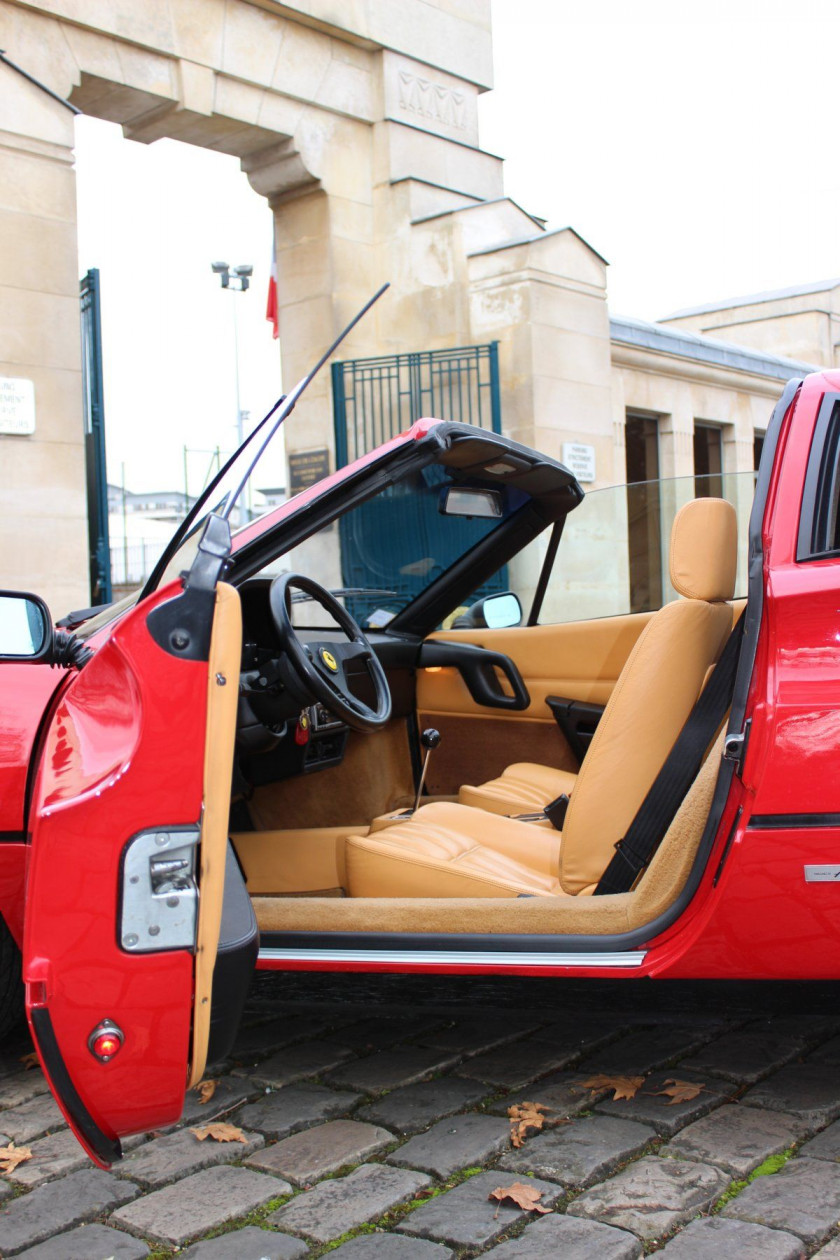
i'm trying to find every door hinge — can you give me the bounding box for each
[120,827,200,953]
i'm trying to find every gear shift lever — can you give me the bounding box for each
[413,727,441,813]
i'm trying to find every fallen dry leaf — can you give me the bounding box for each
[189,1123,247,1145]
[194,1079,219,1104]
[577,1074,645,1101]
[649,1078,705,1105]
[508,1101,549,1148]
[0,1144,32,1174]
[489,1181,551,1216]
[19,1052,38,1071]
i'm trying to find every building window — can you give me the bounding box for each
[694,423,723,498]
[625,413,662,614]
[754,431,765,471]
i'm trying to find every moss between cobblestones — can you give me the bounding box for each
[308,1163,487,1256]
[711,1145,798,1212]
[137,1186,295,1257]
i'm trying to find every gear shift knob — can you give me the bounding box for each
[414,728,441,811]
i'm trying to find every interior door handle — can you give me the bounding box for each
[419,641,530,710]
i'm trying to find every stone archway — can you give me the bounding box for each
[0,0,503,609]
[2,1,617,614]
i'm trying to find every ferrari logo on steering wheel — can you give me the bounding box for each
[320,648,338,673]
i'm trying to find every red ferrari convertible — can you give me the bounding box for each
[0,360,836,1165]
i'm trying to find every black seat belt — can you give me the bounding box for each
[594,615,745,896]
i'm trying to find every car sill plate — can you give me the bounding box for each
[258,948,646,968]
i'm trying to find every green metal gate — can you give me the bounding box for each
[80,268,112,605]
[331,343,505,621]
[331,342,501,467]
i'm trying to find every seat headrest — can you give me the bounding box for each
[669,498,737,602]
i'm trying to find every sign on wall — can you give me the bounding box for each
[0,377,35,435]
[562,441,596,483]
[288,448,330,494]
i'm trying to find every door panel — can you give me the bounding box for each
[417,612,654,794]
[24,580,240,1164]
[190,582,242,1086]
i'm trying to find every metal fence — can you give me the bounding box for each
[110,540,165,589]
[331,342,501,467]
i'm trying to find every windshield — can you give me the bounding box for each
[253,463,530,629]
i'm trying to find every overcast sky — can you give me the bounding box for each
[74,0,840,493]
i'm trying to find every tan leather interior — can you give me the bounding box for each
[418,612,656,715]
[246,718,414,830]
[419,614,653,810]
[346,803,562,898]
[459,500,739,820]
[670,497,738,601]
[419,713,578,799]
[255,729,724,934]
[190,582,242,1088]
[232,825,367,895]
[460,763,577,815]
[346,499,736,900]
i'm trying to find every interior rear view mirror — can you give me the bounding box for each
[439,486,503,519]
[0,591,53,662]
[452,591,522,630]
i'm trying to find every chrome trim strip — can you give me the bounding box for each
[258,948,647,968]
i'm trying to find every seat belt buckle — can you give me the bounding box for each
[544,793,569,830]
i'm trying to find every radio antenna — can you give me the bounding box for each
[140,283,389,597]
[220,283,390,520]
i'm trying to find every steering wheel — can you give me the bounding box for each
[269,573,392,733]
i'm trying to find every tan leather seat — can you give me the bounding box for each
[347,803,562,898]
[458,498,739,817]
[346,497,737,899]
[460,763,577,815]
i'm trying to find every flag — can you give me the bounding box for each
[266,239,279,339]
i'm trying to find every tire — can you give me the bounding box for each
[0,916,25,1044]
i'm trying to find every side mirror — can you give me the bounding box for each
[452,591,523,630]
[0,591,53,662]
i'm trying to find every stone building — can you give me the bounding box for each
[0,0,818,614]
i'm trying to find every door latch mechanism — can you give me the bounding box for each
[120,827,200,953]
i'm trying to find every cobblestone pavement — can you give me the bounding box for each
[2,974,840,1258]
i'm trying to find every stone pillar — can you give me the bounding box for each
[658,404,695,482]
[724,422,755,594]
[468,228,612,465]
[0,60,88,615]
[467,228,616,616]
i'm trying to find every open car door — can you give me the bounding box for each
[23,521,245,1167]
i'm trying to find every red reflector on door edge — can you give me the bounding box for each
[27,981,47,1007]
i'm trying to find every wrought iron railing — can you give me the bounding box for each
[332,342,501,467]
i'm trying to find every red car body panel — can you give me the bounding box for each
[0,665,62,832]
[0,666,65,946]
[23,582,209,1160]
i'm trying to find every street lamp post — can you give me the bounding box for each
[211,261,253,515]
